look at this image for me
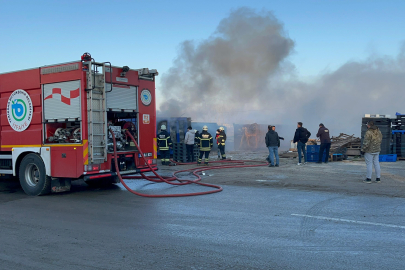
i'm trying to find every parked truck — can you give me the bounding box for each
[0,53,158,195]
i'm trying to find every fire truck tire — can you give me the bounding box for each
[19,153,51,196]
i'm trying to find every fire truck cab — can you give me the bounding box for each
[0,53,158,195]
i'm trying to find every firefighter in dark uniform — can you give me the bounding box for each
[218,126,227,160]
[196,125,213,165]
[157,124,172,165]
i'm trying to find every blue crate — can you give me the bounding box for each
[307,152,327,162]
[379,154,397,162]
[332,153,343,161]
[307,145,320,153]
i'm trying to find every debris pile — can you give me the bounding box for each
[235,123,267,150]
[330,133,361,156]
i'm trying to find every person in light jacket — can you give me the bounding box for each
[361,121,383,183]
[184,126,196,163]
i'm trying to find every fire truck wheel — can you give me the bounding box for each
[19,153,51,196]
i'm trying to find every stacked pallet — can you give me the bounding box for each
[392,114,405,158]
[172,142,199,163]
[331,133,361,152]
[361,117,391,155]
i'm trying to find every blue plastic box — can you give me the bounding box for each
[307,152,327,162]
[306,145,320,153]
[379,154,397,162]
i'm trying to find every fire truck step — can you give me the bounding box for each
[112,169,139,176]
[0,169,13,174]
[0,155,12,159]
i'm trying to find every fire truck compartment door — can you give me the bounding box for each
[43,80,81,121]
[50,147,80,178]
[106,84,137,111]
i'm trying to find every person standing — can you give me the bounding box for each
[184,126,196,163]
[215,129,221,159]
[157,125,172,165]
[265,125,280,167]
[293,122,311,165]
[361,121,383,183]
[272,126,284,141]
[196,126,213,166]
[218,127,227,160]
[316,123,331,164]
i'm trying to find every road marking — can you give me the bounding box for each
[291,214,405,229]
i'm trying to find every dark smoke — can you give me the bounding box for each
[159,7,295,122]
[158,7,405,145]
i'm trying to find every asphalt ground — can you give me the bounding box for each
[1,159,405,270]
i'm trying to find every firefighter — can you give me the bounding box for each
[196,125,213,165]
[215,129,221,159]
[218,126,227,160]
[157,125,172,165]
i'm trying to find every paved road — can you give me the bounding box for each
[0,177,405,270]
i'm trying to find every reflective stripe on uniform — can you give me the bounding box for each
[158,135,171,150]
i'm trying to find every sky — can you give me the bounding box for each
[1,0,404,139]
[1,0,403,79]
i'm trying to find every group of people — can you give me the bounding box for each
[159,120,383,183]
[266,121,383,183]
[157,125,227,166]
[265,122,331,166]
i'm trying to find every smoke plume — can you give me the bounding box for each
[159,7,294,121]
[158,7,405,142]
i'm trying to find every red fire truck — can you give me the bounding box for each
[0,53,158,196]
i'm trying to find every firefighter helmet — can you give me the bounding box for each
[161,125,167,130]
[202,125,208,131]
[219,126,224,131]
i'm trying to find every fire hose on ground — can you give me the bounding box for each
[110,130,269,197]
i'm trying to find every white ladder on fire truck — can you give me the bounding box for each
[86,62,108,164]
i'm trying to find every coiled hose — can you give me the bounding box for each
[110,130,268,197]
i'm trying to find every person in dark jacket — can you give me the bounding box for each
[293,122,311,165]
[215,129,221,159]
[218,127,227,160]
[265,125,280,167]
[316,123,331,163]
[272,126,284,140]
[195,125,213,165]
[157,124,172,165]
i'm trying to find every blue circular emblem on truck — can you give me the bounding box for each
[141,89,152,106]
[7,89,33,132]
